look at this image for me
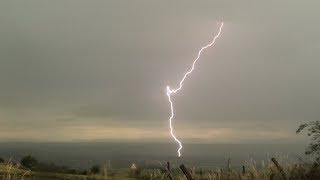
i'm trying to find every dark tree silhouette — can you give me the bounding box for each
[297,121,320,161]
[0,157,4,163]
[90,165,100,175]
[20,155,38,168]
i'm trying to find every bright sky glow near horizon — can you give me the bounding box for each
[0,1,319,143]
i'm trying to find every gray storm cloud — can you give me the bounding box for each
[0,0,319,142]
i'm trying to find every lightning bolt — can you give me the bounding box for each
[166,22,224,157]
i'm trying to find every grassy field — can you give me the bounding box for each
[1,157,320,180]
[0,163,137,180]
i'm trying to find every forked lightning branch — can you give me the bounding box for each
[166,22,224,157]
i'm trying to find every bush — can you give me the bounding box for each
[297,121,320,161]
[81,170,88,175]
[90,165,100,175]
[20,155,38,168]
[0,157,4,163]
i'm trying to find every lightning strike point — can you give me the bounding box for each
[165,22,224,157]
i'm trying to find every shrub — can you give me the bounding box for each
[90,165,100,175]
[297,121,320,161]
[81,170,88,175]
[20,155,38,168]
[0,157,4,163]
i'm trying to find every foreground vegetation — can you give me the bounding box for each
[0,121,319,179]
[0,155,319,180]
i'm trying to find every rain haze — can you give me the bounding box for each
[1,0,319,146]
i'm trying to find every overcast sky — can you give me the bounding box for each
[0,1,319,143]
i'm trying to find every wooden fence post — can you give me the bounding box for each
[271,157,287,180]
[166,162,173,180]
[180,164,193,180]
[167,162,171,172]
[242,165,246,175]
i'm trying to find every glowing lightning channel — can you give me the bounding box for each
[166,22,224,157]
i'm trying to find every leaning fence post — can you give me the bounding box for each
[166,162,173,180]
[271,157,286,180]
[180,164,193,180]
